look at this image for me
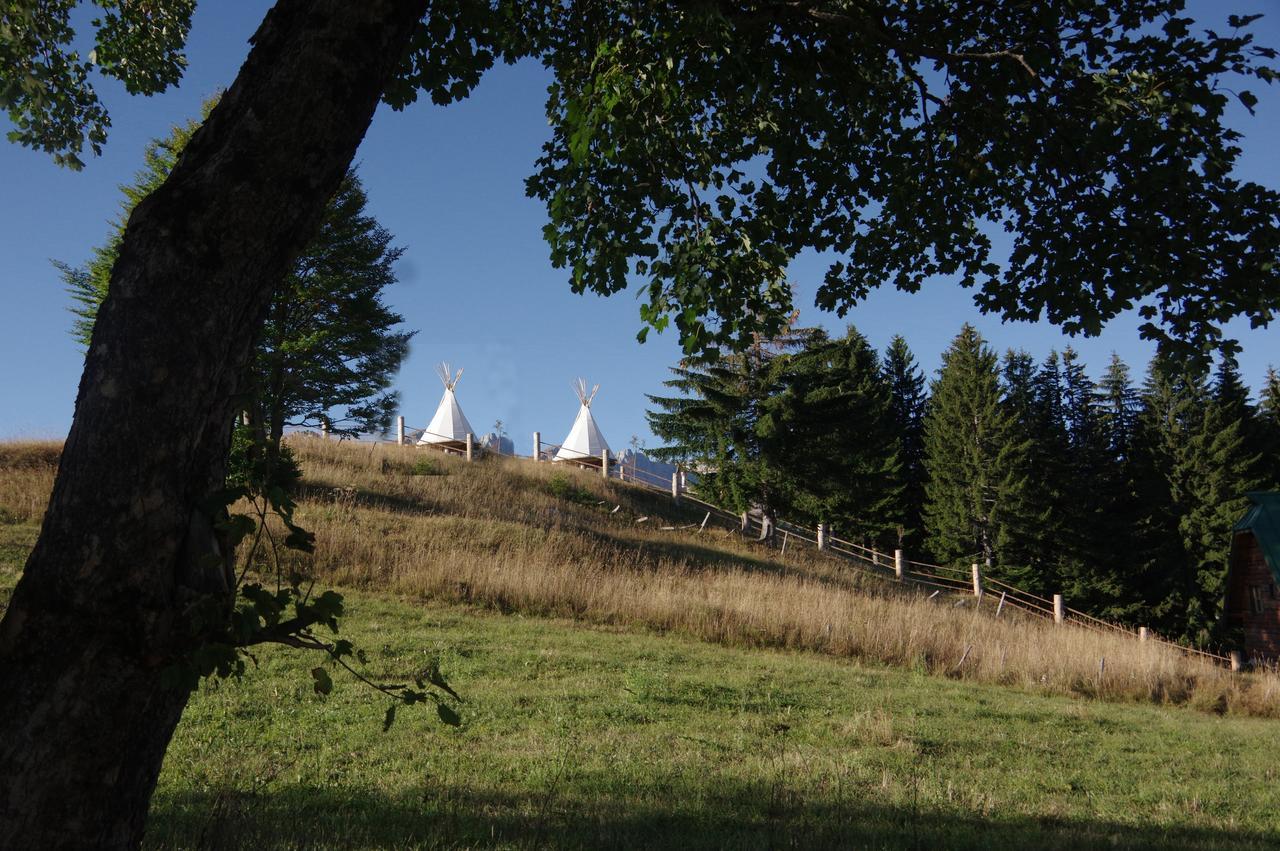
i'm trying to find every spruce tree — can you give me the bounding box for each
[1135,359,1260,643]
[1058,347,1123,611]
[882,336,928,550]
[770,328,904,547]
[1212,356,1268,490]
[995,349,1064,594]
[1100,354,1141,461]
[1260,367,1280,488]
[923,326,1028,573]
[1096,354,1150,619]
[646,358,760,512]
[58,104,413,450]
[646,324,817,520]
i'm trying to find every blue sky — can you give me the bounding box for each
[1,2,1277,451]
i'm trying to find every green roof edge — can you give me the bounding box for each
[1234,491,1280,586]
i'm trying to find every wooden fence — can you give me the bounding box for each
[387,417,1238,671]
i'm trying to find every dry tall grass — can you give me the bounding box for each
[0,440,60,525]
[284,438,1280,718]
[3,437,1278,717]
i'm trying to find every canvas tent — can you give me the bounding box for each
[553,379,611,466]
[418,364,476,451]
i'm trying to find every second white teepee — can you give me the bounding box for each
[553,379,611,464]
[418,364,476,449]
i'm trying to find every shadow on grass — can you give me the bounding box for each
[146,782,1271,850]
[297,482,447,518]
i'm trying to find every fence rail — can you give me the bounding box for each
[377,420,1239,670]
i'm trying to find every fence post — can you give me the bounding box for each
[533,431,541,461]
[671,468,682,503]
[1139,626,1149,642]
[601,449,609,479]
[817,523,827,551]
[971,563,983,598]
[465,433,474,462]
[320,419,329,440]
[894,549,905,581]
[1053,593,1064,625]
[1230,651,1243,672]
[396,416,405,446]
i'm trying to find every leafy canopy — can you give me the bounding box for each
[1,0,195,168]
[7,1,1280,359]
[526,1,1280,360]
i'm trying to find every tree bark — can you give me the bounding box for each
[0,2,427,847]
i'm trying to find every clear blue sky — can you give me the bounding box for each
[1,3,1277,451]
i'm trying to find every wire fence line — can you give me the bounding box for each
[383,424,1236,668]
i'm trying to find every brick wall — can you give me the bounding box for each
[1226,532,1280,660]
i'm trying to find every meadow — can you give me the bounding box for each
[2,439,1279,848]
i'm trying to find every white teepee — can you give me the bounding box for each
[553,379,611,464]
[418,364,476,448]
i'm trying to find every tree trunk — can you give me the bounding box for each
[0,2,427,847]
[263,287,292,461]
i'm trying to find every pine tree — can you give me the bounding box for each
[1099,354,1141,461]
[1057,347,1123,611]
[646,358,760,511]
[646,323,818,520]
[58,102,413,450]
[1134,359,1260,643]
[1096,354,1149,619]
[1212,356,1268,490]
[1260,366,1280,488]
[923,325,1028,574]
[252,173,412,447]
[882,335,928,550]
[770,327,904,547]
[995,349,1064,594]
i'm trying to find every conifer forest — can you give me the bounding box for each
[648,324,1280,647]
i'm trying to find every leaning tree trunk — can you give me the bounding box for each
[0,2,427,847]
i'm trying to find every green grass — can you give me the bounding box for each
[3,521,1280,849]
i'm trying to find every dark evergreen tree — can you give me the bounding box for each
[1057,347,1123,611]
[995,349,1064,594]
[923,326,1029,575]
[646,324,818,522]
[1000,351,1039,420]
[1260,367,1280,488]
[1134,359,1261,643]
[59,107,413,451]
[1212,356,1268,490]
[251,174,412,447]
[1099,354,1141,461]
[1095,353,1150,619]
[882,336,928,550]
[770,328,904,547]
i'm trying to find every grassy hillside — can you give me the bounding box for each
[290,439,1277,716]
[3,439,1280,848]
